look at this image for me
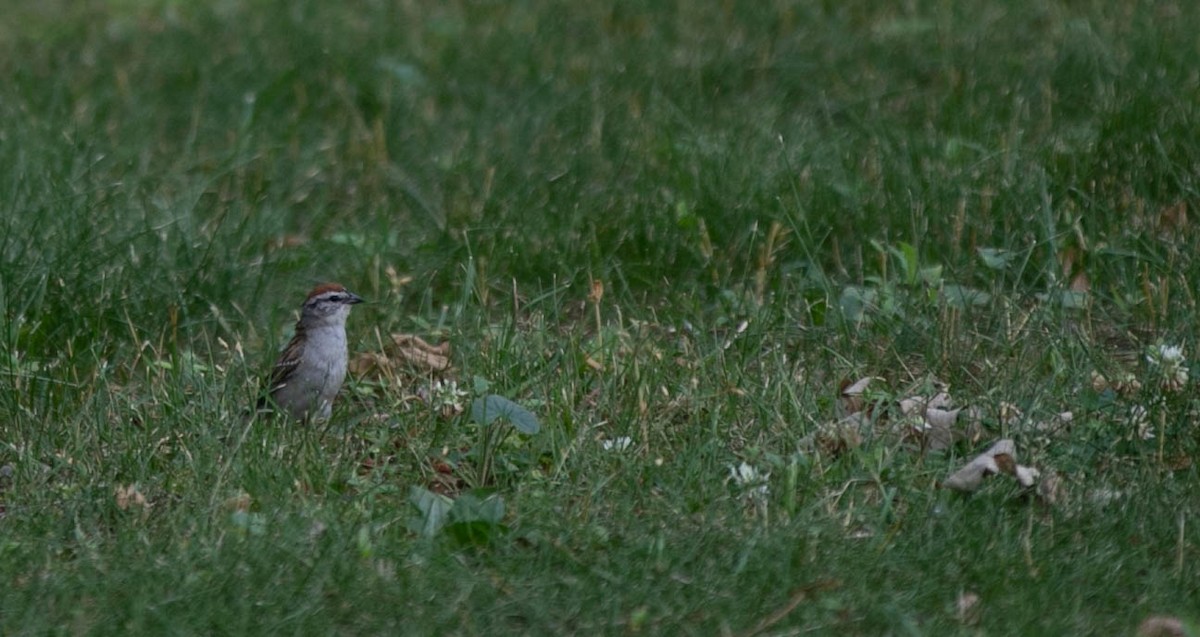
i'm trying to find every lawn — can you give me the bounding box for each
[1,0,1198,634]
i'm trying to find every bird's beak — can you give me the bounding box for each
[348,292,365,305]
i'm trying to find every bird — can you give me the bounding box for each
[255,282,363,422]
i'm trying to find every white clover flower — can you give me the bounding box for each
[1147,343,1186,367]
[1146,343,1189,392]
[430,379,468,412]
[1160,344,1185,363]
[601,436,633,452]
[729,461,761,484]
[1126,405,1153,440]
[1147,343,1185,393]
[728,461,770,499]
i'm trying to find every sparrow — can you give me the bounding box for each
[255,282,363,421]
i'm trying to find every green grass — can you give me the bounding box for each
[2,0,1199,634]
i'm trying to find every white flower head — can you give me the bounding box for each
[1147,343,1189,392]
[430,379,468,411]
[601,436,633,452]
[1147,343,1186,366]
[728,462,771,500]
[1160,344,1185,363]
[729,461,760,484]
[1126,405,1154,440]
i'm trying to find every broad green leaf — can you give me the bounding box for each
[408,486,453,538]
[436,491,510,546]
[448,491,506,524]
[471,394,541,434]
[442,520,509,547]
[838,286,876,323]
[977,247,1017,271]
[941,284,991,307]
[919,264,943,287]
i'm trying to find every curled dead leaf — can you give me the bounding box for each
[921,407,960,451]
[1137,615,1188,637]
[841,377,875,396]
[899,390,980,451]
[392,334,451,371]
[1070,270,1090,294]
[839,376,878,415]
[1014,464,1040,488]
[270,234,309,250]
[350,334,452,377]
[115,484,148,511]
[1157,201,1188,235]
[926,391,953,411]
[943,439,1042,493]
[223,491,253,513]
[956,591,982,626]
[1166,454,1193,471]
[801,413,866,456]
[899,397,923,416]
[992,452,1016,476]
[350,352,388,376]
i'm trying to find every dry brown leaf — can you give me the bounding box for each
[926,391,953,411]
[943,439,1042,493]
[1157,201,1188,235]
[588,279,605,304]
[839,376,879,415]
[1166,454,1193,471]
[270,234,309,249]
[1014,464,1041,487]
[992,452,1016,476]
[841,377,875,396]
[802,413,866,456]
[1137,616,1188,637]
[956,591,982,626]
[223,491,253,512]
[349,352,388,376]
[1070,270,1091,294]
[898,397,923,416]
[897,389,977,451]
[392,334,451,371]
[350,334,452,377]
[115,484,148,511]
[922,407,960,451]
